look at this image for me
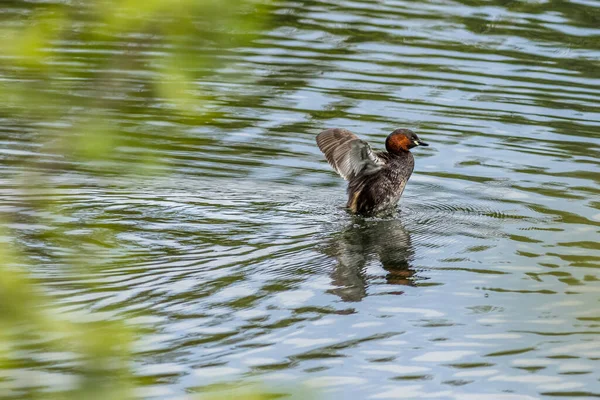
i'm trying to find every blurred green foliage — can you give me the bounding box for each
[0,0,268,171]
[0,1,306,398]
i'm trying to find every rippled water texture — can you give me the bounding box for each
[1,0,600,399]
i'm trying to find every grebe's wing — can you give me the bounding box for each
[316,128,383,181]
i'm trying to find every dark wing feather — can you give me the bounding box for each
[316,128,383,181]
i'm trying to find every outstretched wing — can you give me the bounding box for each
[316,128,383,181]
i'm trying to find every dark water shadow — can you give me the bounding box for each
[322,215,417,302]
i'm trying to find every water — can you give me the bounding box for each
[1,0,600,398]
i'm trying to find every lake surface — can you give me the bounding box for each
[1,0,599,399]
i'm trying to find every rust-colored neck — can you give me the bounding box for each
[385,134,411,154]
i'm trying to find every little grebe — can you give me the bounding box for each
[316,128,429,215]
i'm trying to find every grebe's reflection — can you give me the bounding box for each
[324,217,416,302]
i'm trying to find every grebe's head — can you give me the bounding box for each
[385,128,429,154]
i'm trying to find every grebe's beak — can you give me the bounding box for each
[413,139,429,147]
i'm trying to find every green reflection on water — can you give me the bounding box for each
[0,0,599,398]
